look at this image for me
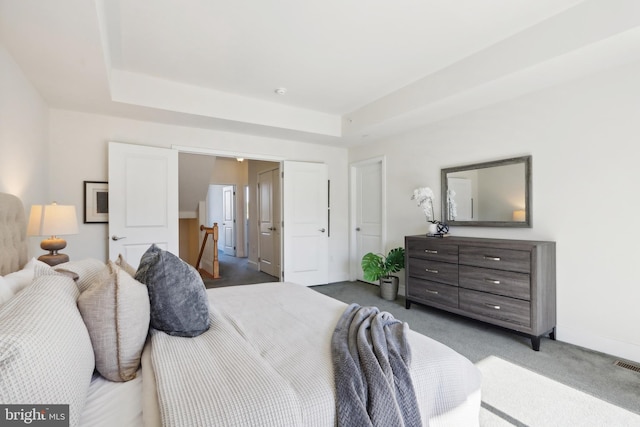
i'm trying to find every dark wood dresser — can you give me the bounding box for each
[404,235,556,350]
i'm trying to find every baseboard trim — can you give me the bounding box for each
[559,325,640,364]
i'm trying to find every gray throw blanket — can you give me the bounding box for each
[331,303,422,427]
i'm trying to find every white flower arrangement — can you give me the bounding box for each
[411,187,436,222]
[447,188,458,220]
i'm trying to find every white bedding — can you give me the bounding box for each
[147,282,482,427]
[79,372,144,427]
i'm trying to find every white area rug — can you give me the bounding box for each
[476,356,640,427]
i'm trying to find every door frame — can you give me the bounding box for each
[349,156,387,281]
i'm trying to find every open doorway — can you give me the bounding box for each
[178,153,280,287]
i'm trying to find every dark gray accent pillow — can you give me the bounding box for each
[135,244,210,337]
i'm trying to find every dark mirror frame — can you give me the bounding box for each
[441,155,532,228]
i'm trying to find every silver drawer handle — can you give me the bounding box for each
[484,256,501,261]
[425,290,439,295]
[484,279,501,284]
[424,249,438,254]
[425,268,438,274]
[484,303,501,310]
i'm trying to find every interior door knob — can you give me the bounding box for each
[319,228,326,233]
[356,227,361,231]
[111,235,126,241]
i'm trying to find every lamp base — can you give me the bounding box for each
[38,253,69,267]
[38,237,69,266]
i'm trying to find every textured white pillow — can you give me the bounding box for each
[0,273,95,427]
[78,261,150,382]
[0,276,13,305]
[2,257,51,294]
[56,258,106,292]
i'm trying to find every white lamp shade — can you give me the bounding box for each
[27,204,79,237]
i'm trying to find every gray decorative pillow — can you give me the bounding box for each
[78,261,150,382]
[135,244,210,337]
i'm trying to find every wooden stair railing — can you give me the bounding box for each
[196,223,220,279]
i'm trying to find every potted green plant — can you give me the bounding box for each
[361,247,406,301]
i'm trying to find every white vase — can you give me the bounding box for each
[427,222,438,235]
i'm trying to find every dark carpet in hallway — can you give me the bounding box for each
[201,252,278,288]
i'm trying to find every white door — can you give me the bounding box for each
[283,161,328,286]
[354,160,383,283]
[222,185,235,256]
[258,169,276,276]
[108,142,179,268]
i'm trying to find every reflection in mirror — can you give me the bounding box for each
[441,156,531,227]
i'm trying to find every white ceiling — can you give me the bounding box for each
[2,0,640,146]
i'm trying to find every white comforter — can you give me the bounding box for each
[147,282,481,427]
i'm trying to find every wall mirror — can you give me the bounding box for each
[441,155,531,227]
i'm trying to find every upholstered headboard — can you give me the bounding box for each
[0,193,28,275]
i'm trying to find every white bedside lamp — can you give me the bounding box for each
[27,203,79,266]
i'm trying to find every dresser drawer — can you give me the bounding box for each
[459,289,530,327]
[459,265,530,300]
[408,258,458,286]
[406,239,458,263]
[407,278,458,309]
[459,246,530,273]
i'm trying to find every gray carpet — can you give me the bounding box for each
[311,281,640,417]
[201,252,278,288]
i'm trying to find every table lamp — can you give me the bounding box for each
[27,203,79,266]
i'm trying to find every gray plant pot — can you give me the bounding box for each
[380,276,399,301]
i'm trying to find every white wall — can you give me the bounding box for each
[47,109,351,283]
[349,59,640,363]
[0,45,49,259]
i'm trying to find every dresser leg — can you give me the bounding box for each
[531,336,541,351]
[405,299,411,309]
[549,328,556,341]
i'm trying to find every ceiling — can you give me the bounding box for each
[2,0,640,146]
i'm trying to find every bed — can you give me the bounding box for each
[0,192,481,426]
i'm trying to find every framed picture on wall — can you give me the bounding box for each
[84,181,109,223]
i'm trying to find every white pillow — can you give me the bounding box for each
[2,257,51,294]
[0,271,95,426]
[0,276,14,305]
[56,258,106,292]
